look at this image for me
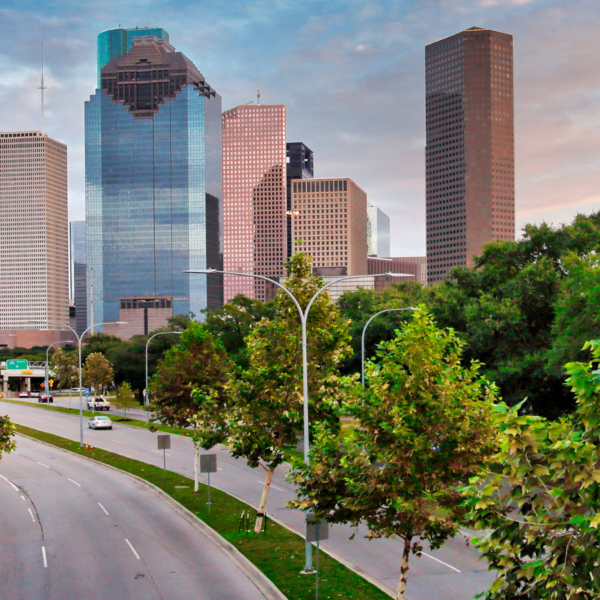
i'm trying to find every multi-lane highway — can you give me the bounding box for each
[0,401,495,600]
[0,434,279,600]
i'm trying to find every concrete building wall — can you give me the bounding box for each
[291,178,368,277]
[0,131,69,331]
[222,104,287,302]
[426,27,514,284]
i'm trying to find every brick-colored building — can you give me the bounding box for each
[104,296,173,340]
[426,27,515,284]
[222,104,287,302]
[290,178,367,277]
[368,256,427,286]
[0,131,69,333]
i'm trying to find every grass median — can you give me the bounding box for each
[14,423,391,600]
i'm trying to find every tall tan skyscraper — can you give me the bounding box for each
[0,131,69,331]
[426,27,515,284]
[290,177,368,276]
[222,104,287,301]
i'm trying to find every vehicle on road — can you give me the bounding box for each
[39,395,53,403]
[30,391,40,398]
[87,396,111,411]
[19,391,30,398]
[88,416,112,430]
[72,387,91,393]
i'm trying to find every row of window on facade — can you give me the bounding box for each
[293,180,348,194]
[119,297,172,310]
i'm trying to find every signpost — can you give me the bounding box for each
[200,454,217,512]
[306,514,329,600]
[157,434,171,476]
[6,359,28,370]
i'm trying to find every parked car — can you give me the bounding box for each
[88,416,112,430]
[39,395,53,403]
[87,397,111,411]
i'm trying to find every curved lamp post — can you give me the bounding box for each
[145,331,183,423]
[30,320,127,447]
[185,268,413,571]
[361,308,418,386]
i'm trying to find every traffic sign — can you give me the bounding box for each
[7,359,28,370]
[49,379,54,388]
[84,390,89,397]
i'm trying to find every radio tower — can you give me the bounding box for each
[39,43,47,134]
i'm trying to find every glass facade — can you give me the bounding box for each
[86,38,222,328]
[97,27,169,86]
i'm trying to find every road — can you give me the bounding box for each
[0,434,273,600]
[0,400,495,600]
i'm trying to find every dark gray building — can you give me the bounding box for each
[73,262,88,336]
[286,142,314,258]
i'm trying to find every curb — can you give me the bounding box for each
[16,433,287,600]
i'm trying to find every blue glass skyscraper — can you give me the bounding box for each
[85,35,223,330]
[97,27,170,86]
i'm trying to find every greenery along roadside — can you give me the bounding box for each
[14,424,390,600]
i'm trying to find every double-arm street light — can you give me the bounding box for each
[45,339,75,395]
[185,268,412,571]
[30,320,127,448]
[361,307,418,386]
[145,331,183,423]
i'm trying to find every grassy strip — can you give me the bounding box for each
[14,424,390,600]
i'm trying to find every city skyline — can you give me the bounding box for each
[0,1,597,259]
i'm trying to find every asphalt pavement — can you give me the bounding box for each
[0,434,274,600]
[0,400,495,600]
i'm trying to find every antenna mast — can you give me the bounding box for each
[39,43,47,134]
[257,88,261,106]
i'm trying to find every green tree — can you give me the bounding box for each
[462,339,600,599]
[228,252,352,534]
[549,253,600,370]
[289,308,498,600]
[0,416,16,459]
[149,322,231,492]
[113,381,137,418]
[83,352,114,398]
[107,331,180,402]
[203,294,276,368]
[49,348,79,408]
[81,333,123,362]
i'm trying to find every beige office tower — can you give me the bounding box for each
[290,178,368,276]
[222,104,287,302]
[0,131,69,332]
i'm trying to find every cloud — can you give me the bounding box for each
[0,0,598,258]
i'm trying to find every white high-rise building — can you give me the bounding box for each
[367,202,391,257]
[0,131,69,332]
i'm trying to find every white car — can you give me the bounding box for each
[88,416,112,430]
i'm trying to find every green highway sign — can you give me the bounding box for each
[6,359,28,370]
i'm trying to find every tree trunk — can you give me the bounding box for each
[194,443,200,493]
[397,537,412,600]
[254,467,275,534]
[68,389,72,411]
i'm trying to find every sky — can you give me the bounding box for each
[0,0,598,257]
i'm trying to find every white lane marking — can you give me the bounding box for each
[217,467,223,471]
[112,440,128,445]
[420,551,461,573]
[41,546,48,568]
[28,508,35,522]
[125,539,140,560]
[152,450,170,456]
[67,478,81,487]
[55,426,65,430]
[21,495,26,501]
[0,474,19,492]
[256,479,284,492]
[37,462,50,469]
[98,503,109,516]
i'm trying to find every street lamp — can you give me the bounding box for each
[185,268,413,571]
[145,331,183,423]
[29,320,127,448]
[361,308,418,386]
[45,339,75,396]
